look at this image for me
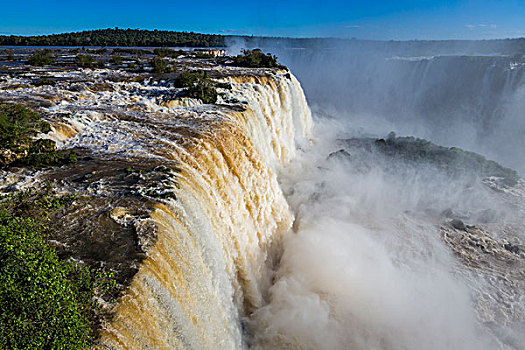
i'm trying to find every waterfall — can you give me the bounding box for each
[80,72,313,349]
[275,48,525,174]
[3,53,521,349]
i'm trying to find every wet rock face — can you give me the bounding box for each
[441,218,525,346]
[450,218,467,231]
[344,135,520,186]
[40,156,165,287]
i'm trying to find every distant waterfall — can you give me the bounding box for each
[277,49,525,174]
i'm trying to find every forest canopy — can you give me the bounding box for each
[0,28,226,47]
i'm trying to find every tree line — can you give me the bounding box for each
[0,28,226,47]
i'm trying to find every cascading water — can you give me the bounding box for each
[227,43,525,350]
[92,73,312,350]
[269,46,525,175]
[245,117,525,349]
[0,69,312,349]
[1,49,523,350]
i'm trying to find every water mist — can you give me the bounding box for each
[245,118,518,349]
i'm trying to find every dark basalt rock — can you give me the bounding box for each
[88,82,116,92]
[450,218,467,231]
[504,243,523,255]
[344,135,520,186]
[327,149,352,161]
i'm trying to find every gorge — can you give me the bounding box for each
[0,46,524,349]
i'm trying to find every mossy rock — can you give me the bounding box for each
[15,151,78,168]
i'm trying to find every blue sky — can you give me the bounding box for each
[0,0,524,40]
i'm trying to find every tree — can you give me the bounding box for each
[228,49,286,69]
[27,50,54,66]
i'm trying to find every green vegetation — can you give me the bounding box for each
[0,101,50,150]
[127,59,144,71]
[0,28,225,47]
[0,186,115,349]
[27,49,54,66]
[174,70,227,104]
[110,54,123,65]
[174,70,207,87]
[0,101,77,168]
[5,49,14,61]
[16,150,78,167]
[74,54,93,67]
[74,54,104,68]
[151,57,171,73]
[228,49,286,69]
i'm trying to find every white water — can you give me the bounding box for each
[269,48,525,176]
[1,63,523,349]
[246,117,524,349]
[0,68,313,349]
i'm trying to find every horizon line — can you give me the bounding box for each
[1,27,524,42]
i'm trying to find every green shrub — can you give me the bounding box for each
[0,101,77,168]
[151,57,170,73]
[186,84,218,104]
[229,49,286,69]
[27,50,54,66]
[215,81,232,90]
[15,150,78,167]
[154,48,169,57]
[5,49,14,61]
[110,54,122,65]
[29,138,56,153]
[74,54,95,68]
[174,70,219,104]
[0,187,115,349]
[130,59,144,72]
[0,101,50,150]
[174,70,205,88]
